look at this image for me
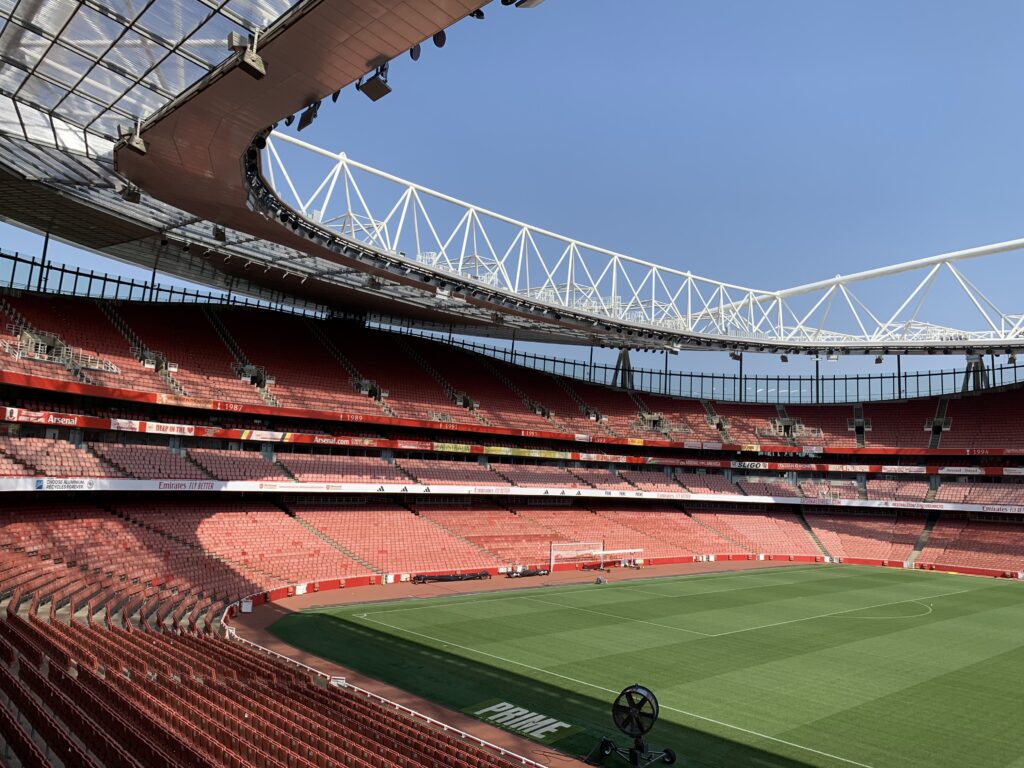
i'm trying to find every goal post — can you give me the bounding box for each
[549,541,644,570]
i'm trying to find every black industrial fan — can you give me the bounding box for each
[595,685,675,766]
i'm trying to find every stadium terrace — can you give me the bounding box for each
[0,2,1023,768]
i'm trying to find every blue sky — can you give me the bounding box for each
[3,0,1023,378]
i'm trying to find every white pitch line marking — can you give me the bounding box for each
[708,589,970,637]
[516,595,713,637]
[360,613,878,768]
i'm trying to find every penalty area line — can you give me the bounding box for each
[359,614,877,768]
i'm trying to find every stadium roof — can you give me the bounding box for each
[2,0,1024,355]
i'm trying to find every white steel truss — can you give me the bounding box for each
[265,131,1024,350]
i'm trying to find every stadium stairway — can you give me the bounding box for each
[701,401,733,442]
[397,337,490,427]
[683,510,752,552]
[204,307,280,408]
[795,510,832,557]
[907,510,942,566]
[553,378,617,437]
[406,505,508,565]
[304,318,397,417]
[283,506,383,575]
[97,300,190,397]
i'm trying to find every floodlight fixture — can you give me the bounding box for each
[212,225,227,242]
[779,354,788,363]
[297,100,320,131]
[119,120,147,155]
[409,43,421,61]
[283,114,294,127]
[469,9,484,18]
[331,90,341,103]
[433,30,447,48]
[228,31,266,79]
[357,62,392,101]
[874,355,883,364]
[1010,353,1018,364]
[120,185,141,204]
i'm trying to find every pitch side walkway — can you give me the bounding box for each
[234,560,803,767]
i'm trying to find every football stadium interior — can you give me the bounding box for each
[0,2,1023,767]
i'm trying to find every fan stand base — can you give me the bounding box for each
[596,737,676,767]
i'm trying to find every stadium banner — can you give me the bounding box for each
[7,368,1023,459]
[6,476,1024,514]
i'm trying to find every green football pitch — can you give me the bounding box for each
[269,565,1024,768]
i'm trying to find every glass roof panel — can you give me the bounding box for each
[18,74,66,110]
[135,0,211,48]
[0,0,301,151]
[11,0,77,36]
[35,43,92,88]
[53,91,107,125]
[224,0,298,31]
[63,6,126,60]
[180,12,246,67]
[113,81,165,116]
[143,51,205,95]
[103,30,169,77]
[0,21,48,69]
[75,63,132,105]
[0,61,29,93]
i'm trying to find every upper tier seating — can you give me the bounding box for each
[397,458,508,486]
[0,436,118,477]
[862,400,936,448]
[216,307,383,415]
[90,442,208,480]
[866,479,930,503]
[323,323,474,424]
[786,405,858,448]
[278,453,409,483]
[712,403,777,444]
[294,503,501,573]
[403,337,555,430]
[569,382,647,437]
[805,512,924,561]
[0,297,103,384]
[635,395,722,441]
[493,363,602,434]
[115,303,265,404]
[942,391,1024,449]
[188,448,287,481]
[2,293,171,393]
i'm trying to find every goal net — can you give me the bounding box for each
[549,541,644,570]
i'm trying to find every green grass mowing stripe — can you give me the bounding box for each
[706,588,972,637]
[514,594,714,636]
[351,564,847,618]
[274,567,1021,767]
[359,610,878,768]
